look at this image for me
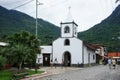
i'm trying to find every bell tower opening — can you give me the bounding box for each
[64,26,70,33]
[60,7,78,38]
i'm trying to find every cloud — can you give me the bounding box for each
[0,0,118,31]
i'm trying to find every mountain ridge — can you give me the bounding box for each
[0,5,120,52]
[0,6,60,45]
[78,5,120,52]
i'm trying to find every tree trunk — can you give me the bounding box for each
[35,63,37,73]
[19,62,22,71]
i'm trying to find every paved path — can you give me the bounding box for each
[21,67,80,80]
[40,65,120,80]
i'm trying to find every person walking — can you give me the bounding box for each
[50,60,54,68]
[112,58,116,69]
[108,58,112,69]
[54,58,58,68]
[61,59,64,69]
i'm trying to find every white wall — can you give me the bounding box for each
[39,39,96,65]
[53,38,83,64]
[83,45,89,64]
[84,45,96,64]
[36,54,43,64]
[37,46,52,64]
[88,49,96,63]
[40,46,52,54]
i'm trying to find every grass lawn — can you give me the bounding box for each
[0,70,12,80]
[0,69,45,80]
[28,70,45,76]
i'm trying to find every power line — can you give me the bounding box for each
[11,0,34,10]
[0,0,35,15]
[39,0,68,11]
[34,0,68,17]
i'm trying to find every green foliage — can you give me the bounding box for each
[0,70,12,80]
[6,31,41,70]
[0,70,44,80]
[0,55,7,70]
[0,6,60,44]
[78,5,120,52]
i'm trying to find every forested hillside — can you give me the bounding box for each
[78,5,120,52]
[0,5,120,52]
[0,6,60,45]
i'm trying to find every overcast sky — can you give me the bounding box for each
[0,0,119,32]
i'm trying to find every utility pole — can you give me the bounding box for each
[35,0,43,73]
[36,0,38,39]
[36,0,43,39]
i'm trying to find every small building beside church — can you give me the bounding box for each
[37,12,106,67]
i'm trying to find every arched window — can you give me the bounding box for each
[64,26,70,33]
[64,39,70,45]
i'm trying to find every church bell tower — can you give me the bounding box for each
[61,7,78,38]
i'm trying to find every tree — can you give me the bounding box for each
[8,31,41,71]
[0,55,7,70]
[9,44,31,70]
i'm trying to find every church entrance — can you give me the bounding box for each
[43,54,50,66]
[64,51,71,66]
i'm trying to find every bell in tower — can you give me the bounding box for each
[61,7,78,38]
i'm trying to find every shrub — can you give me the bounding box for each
[0,55,7,70]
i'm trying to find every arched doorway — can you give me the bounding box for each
[64,51,71,66]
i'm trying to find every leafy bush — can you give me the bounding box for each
[0,55,7,70]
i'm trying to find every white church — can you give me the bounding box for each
[37,10,105,67]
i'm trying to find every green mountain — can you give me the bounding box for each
[78,5,120,52]
[0,6,60,45]
[0,5,120,52]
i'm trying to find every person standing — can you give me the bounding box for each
[108,58,112,69]
[54,58,58,68]
[50,60,53,68]
[61,59,64,69]
[112,58,116,69]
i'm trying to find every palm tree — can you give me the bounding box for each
[7,31,41,71]
[10,44,31,70]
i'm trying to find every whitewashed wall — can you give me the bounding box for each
[87,49,96,63]
[40,46,52,54]
[37,46,52,64]
[83,45,89,64]
[83,45,96,64]
[53,38,83,64]
[36,54,43,64]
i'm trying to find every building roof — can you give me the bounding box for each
[84,42,104,50]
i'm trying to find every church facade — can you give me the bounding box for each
[36,12,105,67]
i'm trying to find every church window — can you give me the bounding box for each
[64,26,70,33]
[64,39,70,45]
